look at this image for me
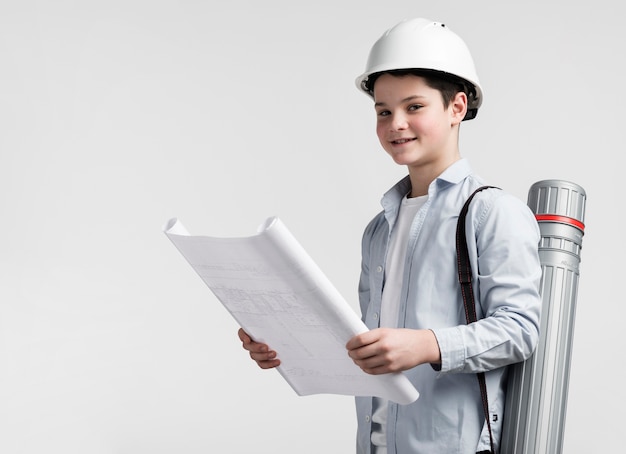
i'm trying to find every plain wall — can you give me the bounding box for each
[1,0,621,452]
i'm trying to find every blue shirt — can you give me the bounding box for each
[355,159,542,454]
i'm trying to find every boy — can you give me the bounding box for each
[239,18,541,454]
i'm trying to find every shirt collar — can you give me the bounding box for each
[380,159,473,228]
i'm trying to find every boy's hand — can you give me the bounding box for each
[238,328,281,370]
[346,328,441,375]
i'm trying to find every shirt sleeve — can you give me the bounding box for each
[432,191,542,374]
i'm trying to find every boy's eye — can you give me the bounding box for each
[408,104,422,112]
[377,110,391,117]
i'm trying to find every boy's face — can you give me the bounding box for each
[373,74,465,172]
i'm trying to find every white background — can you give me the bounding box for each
[0,1,621,452]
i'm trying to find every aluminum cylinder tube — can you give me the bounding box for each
[501,180,587,454]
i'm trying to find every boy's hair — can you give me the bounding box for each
[363,68,475,112]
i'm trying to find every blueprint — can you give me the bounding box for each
[163,216,419,405]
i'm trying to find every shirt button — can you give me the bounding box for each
[376,265,383,273]
[365,415,371,423]
[373,313,379,320]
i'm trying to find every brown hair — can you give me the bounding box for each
[363,69,474,110]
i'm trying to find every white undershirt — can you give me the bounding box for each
[371,194,427,453]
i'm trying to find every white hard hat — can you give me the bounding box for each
[355,18,483,120]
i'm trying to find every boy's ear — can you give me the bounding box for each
[450,92,468,125]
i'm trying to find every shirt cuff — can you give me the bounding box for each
[431,326,466,373]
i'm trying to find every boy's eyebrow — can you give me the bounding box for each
[374,95,426,108]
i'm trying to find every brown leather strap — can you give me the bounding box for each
[456,185,499,454]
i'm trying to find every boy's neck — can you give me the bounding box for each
[407,155,461,198]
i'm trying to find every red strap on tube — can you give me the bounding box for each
[535,214,585,232]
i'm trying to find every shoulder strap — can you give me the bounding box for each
[456,185,499,454]
[456,185,499,324]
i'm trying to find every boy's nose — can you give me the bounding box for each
[391,114,408,131]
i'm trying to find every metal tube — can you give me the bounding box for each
[501,179,587,454]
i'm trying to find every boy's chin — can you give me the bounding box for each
[387,153,418,167]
